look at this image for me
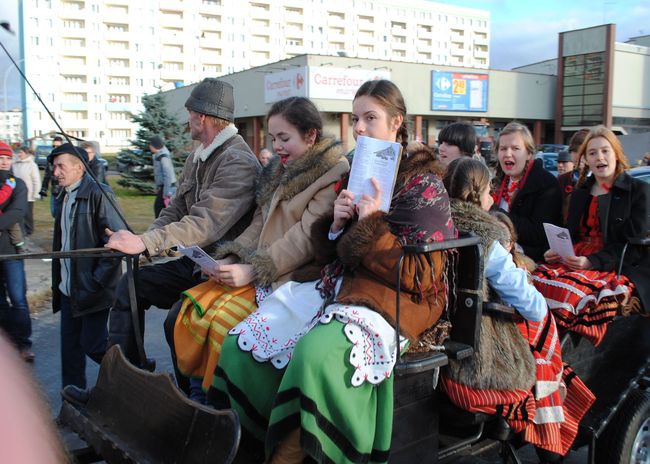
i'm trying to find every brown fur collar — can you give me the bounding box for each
[255,137,344,208]
[450,200,510,253]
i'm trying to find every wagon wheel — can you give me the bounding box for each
[596,389,650,464]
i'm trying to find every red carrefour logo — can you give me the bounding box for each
[295,73,304,89]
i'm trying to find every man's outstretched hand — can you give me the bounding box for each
[105,228,146,255]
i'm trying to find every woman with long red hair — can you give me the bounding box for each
[533,126,649,345]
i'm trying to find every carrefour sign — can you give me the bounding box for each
[308,67,390,100]
[264,68,307,103]
[264,66,391,103]
[431,71,488,112]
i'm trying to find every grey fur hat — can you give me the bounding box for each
[184,78,234,122]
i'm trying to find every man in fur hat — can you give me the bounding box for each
[89,79,259,374]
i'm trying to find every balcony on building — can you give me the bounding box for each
[473,48,489,59]
[357,32,375,45]
[161,12,184,29]
[159,0,184,12]
[104,23,130,39]
[161,45,185,61]
[60,102,88,112]
[59,0,85,19]
[199,35,222,49]
[473,34,488,46]
[285,39,303,54]
[417,25,433,38]
[450,42,466,56]
[200,14,221,32]
[250,3,271,19]
[450,29,465,42]
[103,5,130,23]
[327,14,346,28]
[199,0,223,15]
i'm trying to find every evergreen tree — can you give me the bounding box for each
[117,91,190,193]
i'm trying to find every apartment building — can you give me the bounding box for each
[0,109,23,143]
[19,0,490,150]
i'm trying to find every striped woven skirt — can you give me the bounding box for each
[212,320,394,463]
[441,314,595,456]
[532,264,634,346]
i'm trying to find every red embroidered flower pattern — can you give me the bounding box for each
[431,230,444,242]
[421,185,438,200]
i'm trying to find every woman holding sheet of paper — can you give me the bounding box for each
[168,96,349,400]
[491,122,563,261]
[532,126,649,345]
[212,80,456,464]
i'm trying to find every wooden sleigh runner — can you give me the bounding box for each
[60,345,240,464]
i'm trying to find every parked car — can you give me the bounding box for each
[34,144,52,169]
[629,165,650,184]
[33,143,108,170]
[537,143,568,153]
[116,148,145,173]
[536,151,558,176]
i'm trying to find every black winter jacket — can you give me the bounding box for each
[52,174,126,317]
[504,158,563,261]
[567,171,650,308]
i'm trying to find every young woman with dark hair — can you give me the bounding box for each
[492,122,563,261]
[167,96,349,400]
[212,80,456,463]
[437,122,477,166]
[533,126,650,345]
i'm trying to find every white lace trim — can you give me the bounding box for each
[229,280,405,387]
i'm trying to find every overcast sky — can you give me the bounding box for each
[1,0,649,111]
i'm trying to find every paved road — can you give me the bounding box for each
[29,306,174,415]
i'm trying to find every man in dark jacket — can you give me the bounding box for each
[50,143,125,388]
[40,135,64,218]
[80,141,107,185]
[0,142,32,361]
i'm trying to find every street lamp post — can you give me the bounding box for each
[3,58,25,112]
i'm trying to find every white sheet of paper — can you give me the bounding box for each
[543,223,575,258]
[177,244,218,269]
[348,135,402,212]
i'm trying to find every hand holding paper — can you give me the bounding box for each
[543,223,575,258]
[357,177,382,220]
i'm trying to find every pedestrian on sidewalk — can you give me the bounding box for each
[50,143,125,388]
[12,146,41,237]
[149,135,177,218]
[0,141,32,362]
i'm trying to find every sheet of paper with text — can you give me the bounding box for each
[347,135,402,213]
[543,223,575,258]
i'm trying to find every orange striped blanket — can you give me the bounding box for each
[173,280,257,391]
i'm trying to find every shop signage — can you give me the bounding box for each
[431,71,488,112]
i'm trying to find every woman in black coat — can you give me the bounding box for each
[491,122,562,261]
[533,126,649,345]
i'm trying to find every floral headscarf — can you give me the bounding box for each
[388,171,457,244]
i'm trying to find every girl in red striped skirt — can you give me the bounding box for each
[533,126,650,346]
[441,158,595,462]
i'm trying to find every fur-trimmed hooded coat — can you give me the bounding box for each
[447,199,537,391]
[214,137,349,288]
[311,143,454,342]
